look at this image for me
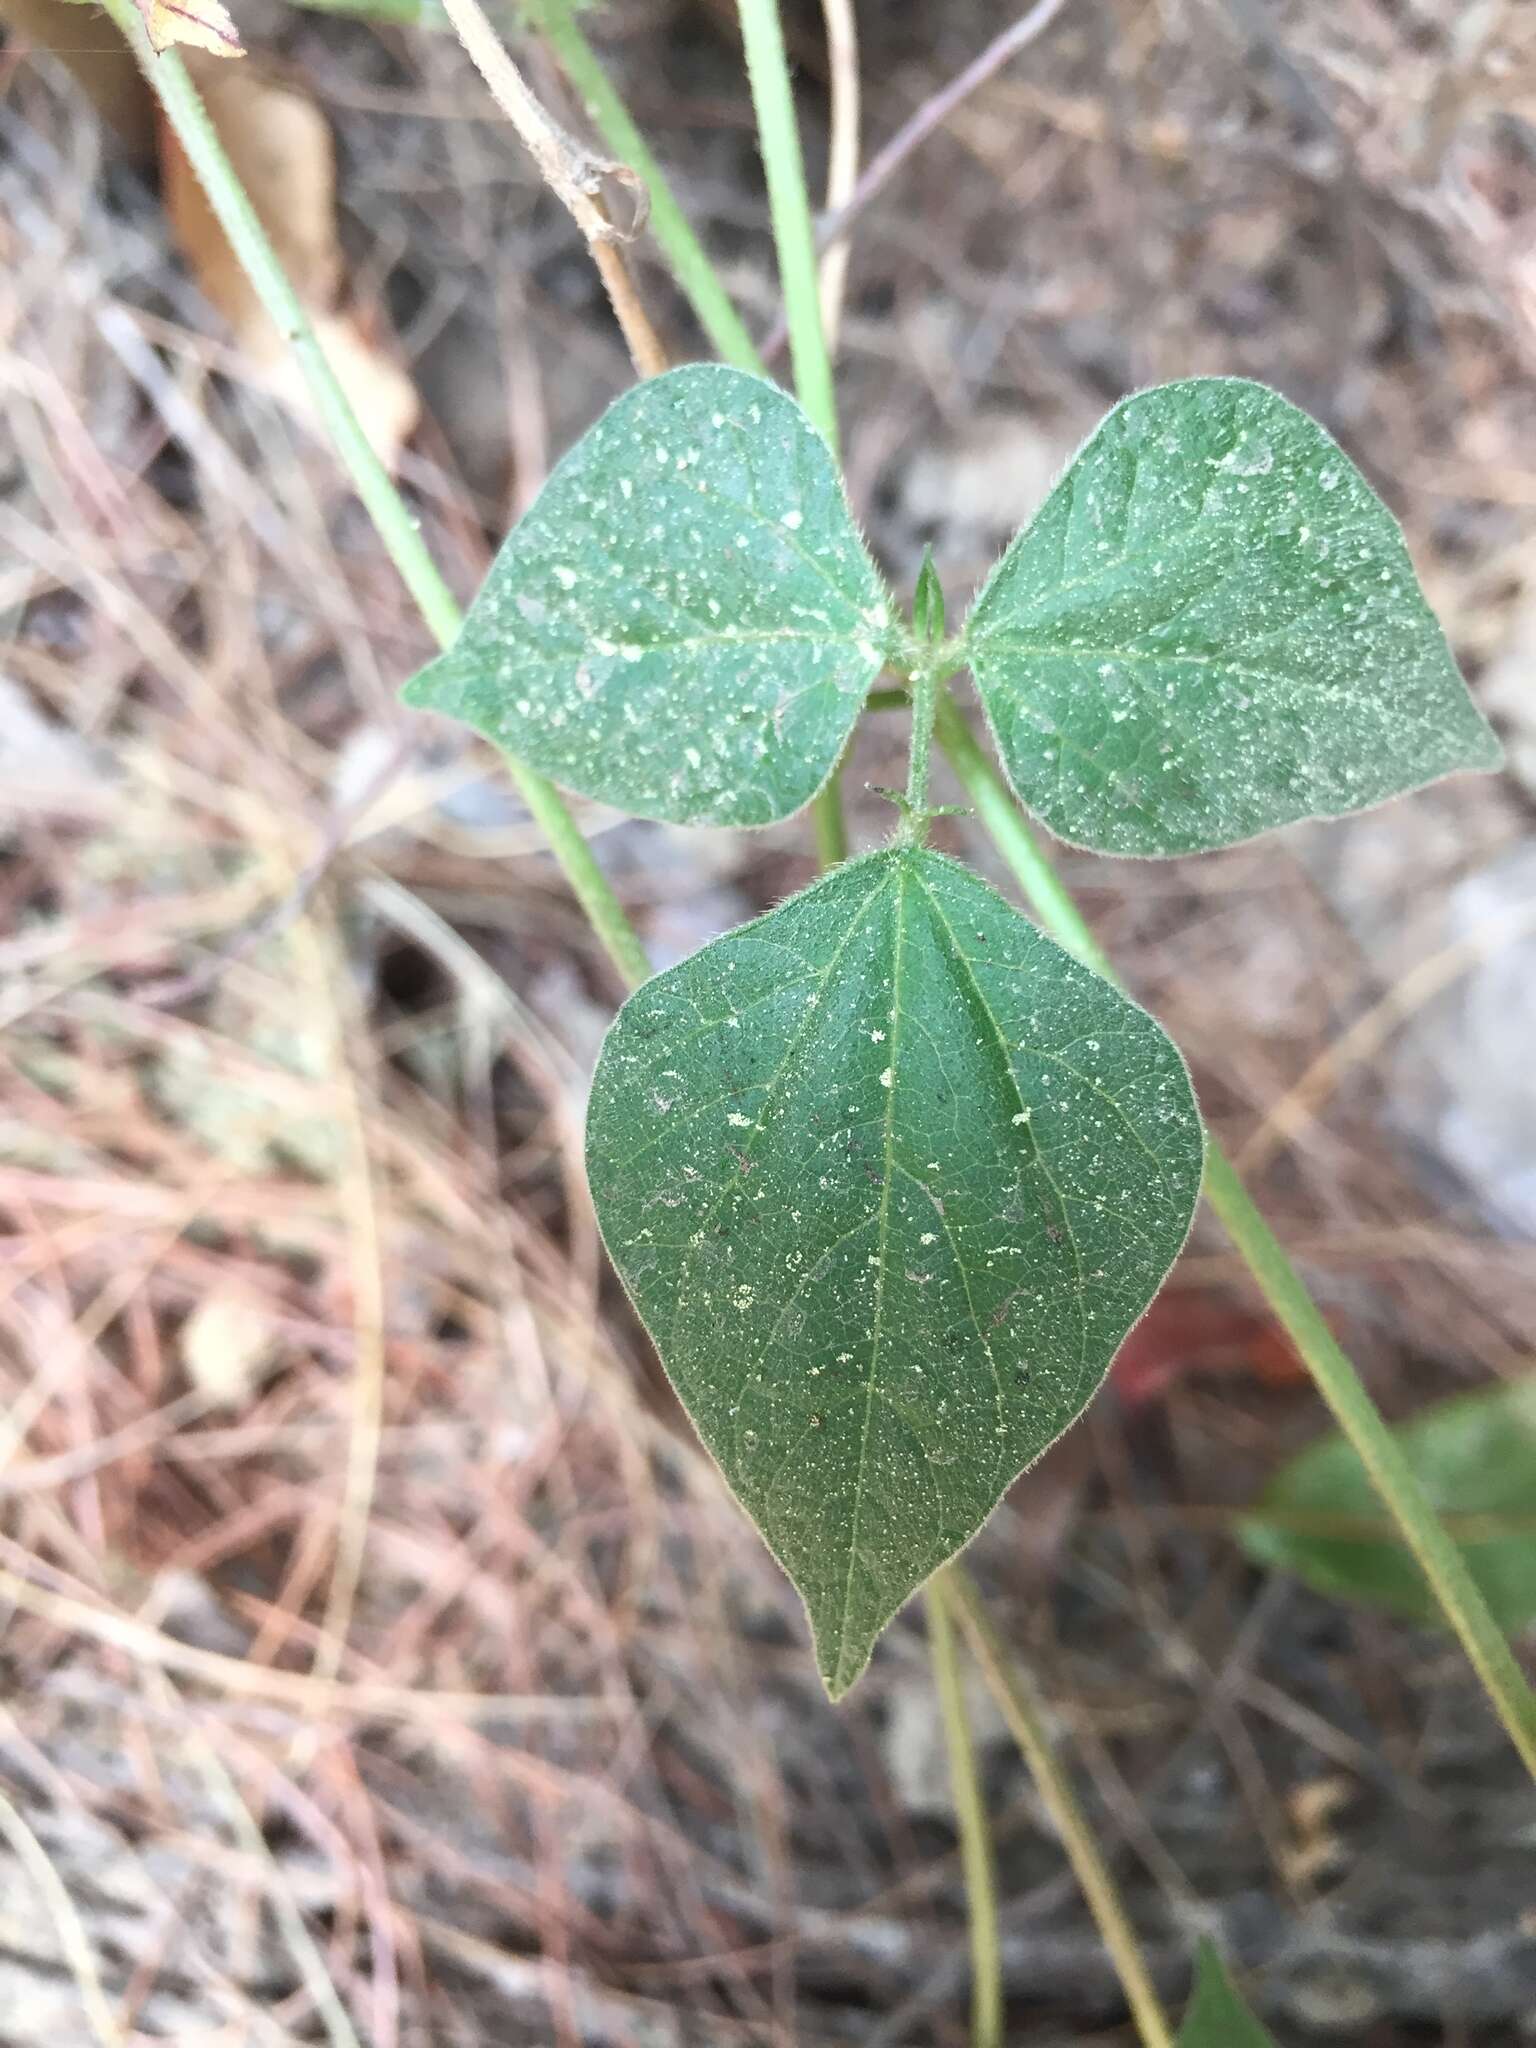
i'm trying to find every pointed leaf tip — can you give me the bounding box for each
[964,377,1502,857]
[585,846,1203,1691]
[1177,1942,1278,2047]
[913,547,945,645]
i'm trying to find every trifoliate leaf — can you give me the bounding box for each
[403,365,895,827]
[586,846,1202,1694]
[964,378,1501,856]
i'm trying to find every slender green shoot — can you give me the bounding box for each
[935,688,1536,1784]
[735,0,839,446]
[104,0,650,990]
[944,1569,1175,2048]
[901,551,949,832]
[734,0,846,857]
[933,693,1113,976]
[1202,1148,1536,1781]
[903,661,940,832]
[928,1572,1004,2048]
[524,0,765,374]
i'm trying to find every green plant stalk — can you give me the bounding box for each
[811,772,850,866]
[933,694,1114,976]
[734,0,847,865]
[943,1569,1175,2048]
[523,1,765,376]
[935,691,1536,1783]
[904,659,940,826]
[106,0,651,993]
[927,1571,1004,2048]
[1202,1147,1536,1779]
[735,0,839,445]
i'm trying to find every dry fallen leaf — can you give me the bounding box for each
[0,0,157,153]
[138,0,243,58]
[162,53,419,465]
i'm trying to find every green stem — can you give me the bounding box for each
[105,0,651,993]
[943,1570,1175,2048]
[904,660,939,827]
[524,1,765,376]
[735,0,840,447]
[736,0,847,858]
[811,774,850,866]
[928,1571,1004,2048]
[934,693,1112,976]
[936,687,1536,1784]
[1202,1149,1536,1782]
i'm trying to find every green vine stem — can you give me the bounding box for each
[106,0,651,993]
[734,0,849,871]
[928,1572,1005,2048]
[735,0,839,445]
[934,690,1536,1783]
[524,1,765,376]
[942,1569,1175,2048]
[903,660,939,830]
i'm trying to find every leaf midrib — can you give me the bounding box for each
[833,863,907,1692]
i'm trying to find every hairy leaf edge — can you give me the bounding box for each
[584,844,1205,1697]
[956,374,1504,861]
[401,363,903,829]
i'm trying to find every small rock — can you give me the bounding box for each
[180,1291,279,1410]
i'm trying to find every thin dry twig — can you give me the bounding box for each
[817,0,861,351]
[439,0,669,378]
[0,1563,626,1725]
[762,0,1075,363]
[0,1780,129,2047]
[823,0,1075,249]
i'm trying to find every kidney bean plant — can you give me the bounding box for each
[123,0,1528,2037]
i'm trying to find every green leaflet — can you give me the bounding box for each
[586,846,1203,1695]
[403,365,894,827]
[964,378,1502,857]
[1240,1378,1536,1631]
[1177,1943,1278,2048]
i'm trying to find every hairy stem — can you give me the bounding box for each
[525,0,765,374]
[904,661,939,828]
[928,1572,1004,2048]
[943,1571,1175,2048]
[935,689,1536,1783]
[105,0,651,991]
